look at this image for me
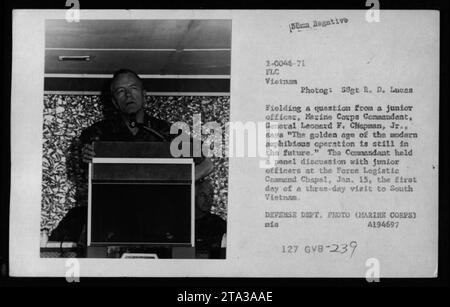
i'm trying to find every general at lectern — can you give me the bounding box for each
[80,68,214,180]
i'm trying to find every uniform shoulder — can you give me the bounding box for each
[147,115,174,137]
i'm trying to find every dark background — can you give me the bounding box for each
[1,0,448,299]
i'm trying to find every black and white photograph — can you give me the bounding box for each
[39,19,231,259]
[4,4,447,287]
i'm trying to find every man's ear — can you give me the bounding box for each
[111,96,119,110]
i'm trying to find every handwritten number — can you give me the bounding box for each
[349,241,357,257]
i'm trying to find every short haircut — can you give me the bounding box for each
[110,68,144,93]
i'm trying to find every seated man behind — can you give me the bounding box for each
[195,180,227,258]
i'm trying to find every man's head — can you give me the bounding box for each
[110,69,145,116]
[195,180,214,219]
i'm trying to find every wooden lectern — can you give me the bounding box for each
[87,141,195,258]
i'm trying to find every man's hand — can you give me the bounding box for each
[81,143,95,164]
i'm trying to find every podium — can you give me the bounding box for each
[87,142,195,258]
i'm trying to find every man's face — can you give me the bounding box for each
[195,182,213,218]
[111,72,145,115]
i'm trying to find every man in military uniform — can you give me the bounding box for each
[80,68,214,180]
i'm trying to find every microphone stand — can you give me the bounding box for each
[128,115,167,141]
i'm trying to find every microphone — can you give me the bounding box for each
[141,124,167,141]
[128,113,167,141]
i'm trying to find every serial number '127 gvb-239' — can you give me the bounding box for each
[282,241,358,257]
